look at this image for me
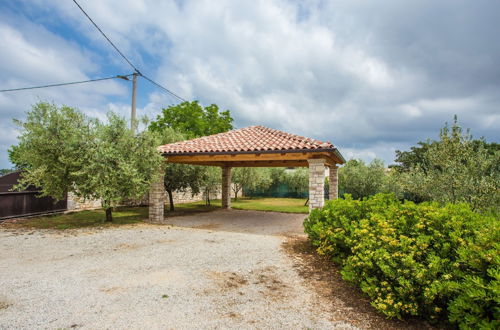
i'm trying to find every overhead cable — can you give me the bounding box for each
[0,75,132,93]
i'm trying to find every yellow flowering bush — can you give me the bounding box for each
[304,194,499,329]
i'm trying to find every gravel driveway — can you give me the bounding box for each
[0,210,358,329]
[164,209,307,236]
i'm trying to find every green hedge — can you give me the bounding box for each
[304,194,499,329]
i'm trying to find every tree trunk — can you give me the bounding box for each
[105,207,113,222]
[206,189,211,206]
[234,190,238,200]
[166,189,175,211]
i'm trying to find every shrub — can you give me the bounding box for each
[304,194,499,329]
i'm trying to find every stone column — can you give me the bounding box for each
[308,159,326,211]
[221,166,232,209]
[329,165,339,200]
[148,168,165,223]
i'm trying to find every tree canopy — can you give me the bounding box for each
[9,102,164,221]
[149,101,234,210]
[394,117,500,212]
[9,102,96,200]
[338,158,389,200]
[149,101,233,138]
[282,168,309,195]
[393,120,499,174]
[232,167,272,199]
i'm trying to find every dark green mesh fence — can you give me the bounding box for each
[244,183,340,200]
[244,183,307,198]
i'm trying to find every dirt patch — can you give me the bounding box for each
[0,301,10,309]
[0,224,35,235]
[282,236,438,330]
[253,266,289,300]
[154,238,177,244]
[204,238,223,244]
[193,223,220,230]
[100,286,126,294]
[205,267,290,303]
[207,271,249,290]
[114,243,140,250]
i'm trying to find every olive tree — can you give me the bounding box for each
[202,166,221,206]
[78,113,164,221]
[338,159,389,199]
[396,117,500,212]
[283,168,309,195]
[9,102,164,222]
[232,167,272,200]
[163,163,206,211]
[9,102,95,199]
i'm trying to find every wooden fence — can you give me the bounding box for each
[0,172,67,220]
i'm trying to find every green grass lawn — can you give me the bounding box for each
[180,197,309,214]
[7,207,148,230]
[4,197,308,230]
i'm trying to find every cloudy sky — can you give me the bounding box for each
[1,0,499,168]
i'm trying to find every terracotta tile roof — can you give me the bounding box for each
[159,126,336,154]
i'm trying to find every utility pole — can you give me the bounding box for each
[131,72,138,134]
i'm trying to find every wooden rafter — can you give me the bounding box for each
[165,151,340,167]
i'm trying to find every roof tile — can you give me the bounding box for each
[158,126,335,154]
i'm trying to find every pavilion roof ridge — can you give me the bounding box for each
[250,125,328,145]
[158,125,340,156]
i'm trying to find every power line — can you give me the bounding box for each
[140,75,186,102]
[0,75,132,93]
[72,0,187,102]
[72,0,140,74]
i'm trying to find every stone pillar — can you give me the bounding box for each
[148,168,165,223]
[329,165,339,200]
[221,166,231,209]
[308,158,326,211]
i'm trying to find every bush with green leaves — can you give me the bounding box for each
[304,194,499,329]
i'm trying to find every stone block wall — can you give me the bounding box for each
[169,189,219,205]
[308,159,326,211]
[148,175,165,224]
[221,166,231,209]
[67,192,102,211]
[328,165,338,200]
[67,187,216,213]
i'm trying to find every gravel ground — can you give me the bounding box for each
[0,210,358,329]
[164,209,307,236]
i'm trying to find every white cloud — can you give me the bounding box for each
[0,9,130,168]
[342,142,402,166]
[1,0,499,169]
